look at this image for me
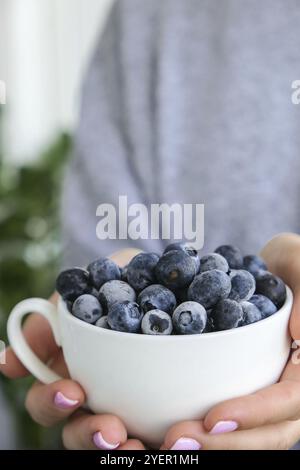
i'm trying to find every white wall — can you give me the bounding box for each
[0,0,113,164]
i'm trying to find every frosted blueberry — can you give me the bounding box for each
[243,255,267,278]
[87,258,121,290]
[173,301,207,334]
[120,265,128,282]
[155,250,196,290]
[203,314,215,333]
[126,252,159,291]
[199,253,229,274]
[95,315,110,329]
[215,245,243,270]
[56,268,92,301]
[229,269,256,302]
[240,301,262,326]
[138,284,176,315]
[188,269,231,309]
[164,242,200,273]
[141,310,173,335]
[211,299,244,331]
[249,294,277,318]
[99,280,136,312]
[175,287,188,304]
[255,271,286,309]
[107,301,142,333]
[72,294,103,324]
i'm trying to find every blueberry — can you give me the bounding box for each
[173,301,207,334]
[164,242,200,273]
[229,269,256,302]
[72,294,103,324]
[95,315,110,329]
[240,301,262,326]
[87,258,121,290]
[138,284,176,315]
[215,245,243,270]
[211,299,244,331]
[107,301,143,333]
[249,294,277,318]
[126,253,160,291]
[99,280,136,312]
[199,253,229,273]
[141,310,173,335]
[203,314,215,333]
[56,268,92,301]
[243,255,267,278]
[155,250,196,289]
[66,300,73,312]
[188,269,231,309]
[91,287,100,298]
[255,271,286,309]
[175,287,188,304]
[120,265,128,282]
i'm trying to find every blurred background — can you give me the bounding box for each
[0,0,113,449]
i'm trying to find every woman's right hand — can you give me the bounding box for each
[0,293,145,450]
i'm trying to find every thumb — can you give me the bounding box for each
[289,288,300,341]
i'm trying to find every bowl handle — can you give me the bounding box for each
[7,298,62,384]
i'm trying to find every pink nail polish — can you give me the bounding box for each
[210,420,238,434]
[171,438,201,450]
[93,431,120,450]
[54,391,79,410]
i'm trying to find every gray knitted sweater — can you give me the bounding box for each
[62,0,300,267]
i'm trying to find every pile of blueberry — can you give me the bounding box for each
[55,243,287,335]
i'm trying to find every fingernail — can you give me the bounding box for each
[171,438,201,450]
[210,420,238,434]
[54,391,79,410]
[93,431,120,450]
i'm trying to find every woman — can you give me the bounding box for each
[2,0,300,450]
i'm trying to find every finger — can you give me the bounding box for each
[203,373,300,432]
[0,347,29,378]
[110,249,142,268]
[62,413,127,450]
[117,439,146,450]
[48,349,70,377]
[282,354,300,382]
[164,419,300,450]
[163,420,205,450]
[289,289,300,340]
[25,378,85,427]
[0,293,59,378]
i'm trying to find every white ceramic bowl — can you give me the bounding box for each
[7,287,292,447]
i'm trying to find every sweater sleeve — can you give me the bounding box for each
[60,0,163,268]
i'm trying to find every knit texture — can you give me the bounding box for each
[61,0,300,267]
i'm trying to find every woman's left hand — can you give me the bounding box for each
[162,233,300,450]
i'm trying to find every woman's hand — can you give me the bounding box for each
[0,248,145,450]
[162,233,300,450]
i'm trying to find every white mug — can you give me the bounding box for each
[7,287,293,447]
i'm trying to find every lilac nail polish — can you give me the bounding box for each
[171,438,201,450]
[210,420,238,435]
[54,391,79,410]
[93,431,120,450]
